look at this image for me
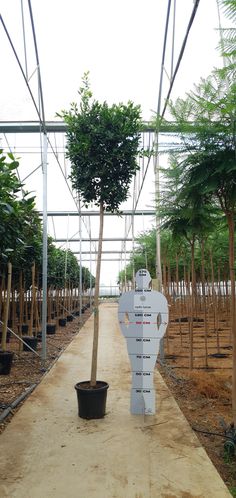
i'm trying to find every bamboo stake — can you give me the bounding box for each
[12,279,16,332]
[90,201,104,387]
[18,271,24,351]
[34,275,40,335]
[56,287,59,327]
[24,281,28,325]
[28,262,36,337]
[1,262,12,351]
[48,286,52,324]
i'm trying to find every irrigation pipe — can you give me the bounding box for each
[157,357,186,383]
[192,425,234,441]
[0,383,37,424]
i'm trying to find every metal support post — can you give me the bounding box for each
[41,132,48,361]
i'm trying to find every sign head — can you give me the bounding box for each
[135,269,151,290]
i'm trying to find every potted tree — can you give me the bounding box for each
[59,73,142,418]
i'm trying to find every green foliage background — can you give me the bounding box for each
[0,150,94,290]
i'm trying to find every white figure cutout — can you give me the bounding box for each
[118,269,168,415]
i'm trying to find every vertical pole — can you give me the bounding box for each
[79,197,83,317]
[154,0,172,358]
[90,202,104,386]
[64,215,69,280]
[20,0,28,80]
[132,213,135,288]
[154,140,163,358]
[29,261,35,337]
[124,216,127,292]
[154,153,162,292]
[89,216,92,308]
[132,177,136,289]
[154,0,172,292]
[41,132,48,362]
[1,262,12,351]
[171,0,176,80]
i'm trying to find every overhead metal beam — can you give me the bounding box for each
[55,238,133,242]
[81,259,129,262]
[0,120,181,134]
[0,121,214,137]
[40,210,155,217]
[73,250,133,254]
[0,121,67,133]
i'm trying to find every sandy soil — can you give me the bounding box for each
[159,307,236,492]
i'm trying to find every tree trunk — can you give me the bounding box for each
[48,286,52,323]
[189,242,195,370]
[1,262,12,351]
[209,249,219,352]
[201,239,208,368]
[176,254,179,296]
[163,256,167,294]
[29,262,36,337]
[167,260,171,297]
[227,213,236,425]
[90,201,104,387]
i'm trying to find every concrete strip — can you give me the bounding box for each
[0,303,231,498]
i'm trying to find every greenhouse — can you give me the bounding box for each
[0,1,235,496]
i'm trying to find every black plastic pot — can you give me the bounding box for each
[66,315,74,322]
[22,336,38,352]
[59,318,67,327]
[74,381,109,419]
[0,351,14,375]
[46,324,56,335]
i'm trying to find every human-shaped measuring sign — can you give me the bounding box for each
[118,269,168,415]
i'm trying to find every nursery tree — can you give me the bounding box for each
[60,73,142,386]
[166,72,236,421]
[47,246,95,289]
[0,150,43,270]
[0,150,42,350]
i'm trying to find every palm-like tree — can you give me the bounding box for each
[160,182,217,369]
[166,71,236,422]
